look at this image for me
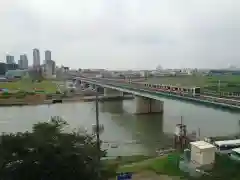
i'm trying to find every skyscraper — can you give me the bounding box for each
[6,55,15,64]
[33,48,40,67]
[45,50,51,61]
[18,54,28,69]
[44,60,56,76]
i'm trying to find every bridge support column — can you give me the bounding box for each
[135,96,164,114]
[104,88,123,97]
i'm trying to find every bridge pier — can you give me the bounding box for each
[135,96,164,114]
[104,88,123,97]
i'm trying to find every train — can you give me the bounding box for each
[132,82,201,97]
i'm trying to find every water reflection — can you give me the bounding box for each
[100,101,172,154]
[0,99,240,156]
[100,101,124,114]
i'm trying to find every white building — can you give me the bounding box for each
[45,50,51,61]
[18,54,28,69]
[6,55,15,64]
[190,141,216,167]
[33,48,40,67]
[44,63,53,78]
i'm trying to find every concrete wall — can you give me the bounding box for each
[104,88,123,96]
[135,96,164,114]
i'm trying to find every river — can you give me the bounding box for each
[0,97,240,156]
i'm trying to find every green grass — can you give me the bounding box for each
[102,155,152,167]
[0,80,58,93]
[146,76,205,87]
[117,154,185,176]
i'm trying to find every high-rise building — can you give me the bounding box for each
[18,54,28,69]
[6,55,15,64]
[44,60,56,77]
[33,48,40,67]
[45,50,51,61]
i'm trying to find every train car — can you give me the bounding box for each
[192,87,201,96]
[144,83,201,97]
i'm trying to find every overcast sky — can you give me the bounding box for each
[0,0,239,70]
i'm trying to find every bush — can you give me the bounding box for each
[26,91,36,95]
[56,90,61,94]
[0,118,107,180]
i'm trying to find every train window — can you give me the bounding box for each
[195,87,201,93]
[153,85,156,88]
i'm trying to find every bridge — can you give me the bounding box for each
[73,77,240,114]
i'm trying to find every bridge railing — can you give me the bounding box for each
[82,78,240,106]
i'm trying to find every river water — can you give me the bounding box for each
[0,97,240,156]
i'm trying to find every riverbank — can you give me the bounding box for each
[104,154,184,180]
[0,95,134,107]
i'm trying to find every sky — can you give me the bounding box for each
[0,0,239,70]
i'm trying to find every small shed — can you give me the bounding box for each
[190,141,216,167]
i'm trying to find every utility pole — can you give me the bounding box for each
[218,80,221,93]
[95,89,101,179]
[95,91,100,154]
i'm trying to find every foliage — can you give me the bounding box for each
[0,117,108,180]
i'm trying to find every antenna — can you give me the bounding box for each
[198,127,201,140]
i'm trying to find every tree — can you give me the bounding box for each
[0,117,108,180]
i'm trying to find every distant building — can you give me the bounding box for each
[18,54,28,69]
[0,63,7,75]
[45,50,51,61]
[6,63,18,71]
[33,48,40,67]
[5,69,29,79]
[6,55,15,64]
[44,60,56,78]
[208,69,240,76]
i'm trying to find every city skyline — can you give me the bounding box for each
[2,49,52,66]
[0,0,239,70]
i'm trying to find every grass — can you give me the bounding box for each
[102,155,152,166]
[146,76,206,87]
[0,80,58,93]
[117,154,185,177]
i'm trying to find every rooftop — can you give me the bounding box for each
[232,148,240,153]
[214,139,240,146]
[190,141,215,150]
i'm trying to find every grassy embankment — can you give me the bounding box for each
[103,153,185,178]
[0,80,59,104]
[0,80,58,94]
